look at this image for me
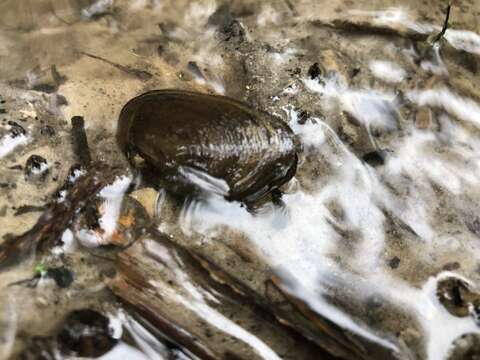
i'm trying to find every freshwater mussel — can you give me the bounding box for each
[117,90,298,204]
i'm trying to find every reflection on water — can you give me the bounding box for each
[0,0,480,359]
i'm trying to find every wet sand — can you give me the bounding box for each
[0,0,480,359]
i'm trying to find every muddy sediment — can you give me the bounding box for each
[1,0,480,359]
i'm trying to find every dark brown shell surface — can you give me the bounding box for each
[117,90,297,203]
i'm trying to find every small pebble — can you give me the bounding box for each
[25,155,49,181]
[40,125,56,137]
[46,267,74,288]
[58,309,118,357]
[388,256,401,269]
[8,121,26,137]
[415,107,432,130]
[436,276,480,318]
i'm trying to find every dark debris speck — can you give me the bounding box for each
[297,110,310,125]
[466,217,480,237]
[362,151,385,167]
[8,121,26,137]
[307,62,322,80]
[40,125,56,137]
[46,267,74,288]
[56,94,69,106]
[443,262,461,271]
[388,256,401,269]
[350,67,361,78]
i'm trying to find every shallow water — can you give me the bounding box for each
[0,0,480,359]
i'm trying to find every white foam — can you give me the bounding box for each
[173,72,404,346]
[0,134,30,159]
[407,87,480,128]
[370,272,479,360]
[128,0,162,11]
[76,228,105,248]
[174,62,480,357]
[76,175,132,247]
[282,82,300,95]
[178,293,282,360]
[277,271,400,353]
[121,313,171,360]
[283,105,326,147]
[147,239,282,360]
[178,186,395,347]
[420,43,448,75]
[303,73,399,140]
[19,103,37,119]
[341,90,399,132]
[68,168,86,183]
[81,0,113,19]
[348,7,434,34]
[369,60,406,83]
[98,175,132,237]
[192,75,226,95]
[179,166,229,197]
[445,29,480,55]
[99,343,151,360]
[30,161,48,175]
[269,48,297,65]
[257,5,280,27]
[348,7,480,57]
[184,1,217,25]
[56,190,67,203]
[52,228,77,255]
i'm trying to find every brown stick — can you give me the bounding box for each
[269,275,399,360]
[80,52,153,81]
[312,4,452,44]
[71,116,92,166]
[311,19,429,42]
[0,162,124,270]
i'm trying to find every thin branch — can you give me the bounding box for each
[14,205,46,216]
[80,51,153,81]
[431,4,451,44]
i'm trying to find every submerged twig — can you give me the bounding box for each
[80,51,153,81]
[312,4,452,45]
[269,275,398,359]
[430,4,451,44]
[7,274,40,288]
[14,205,46,216]
[283,0,297,15]
[0,111,130,270]
[311,18,429,41]
[51,8,73,26]
[112,229,332,359]
[0,162,124,270]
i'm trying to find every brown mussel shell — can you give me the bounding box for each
[117,90,297,203]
